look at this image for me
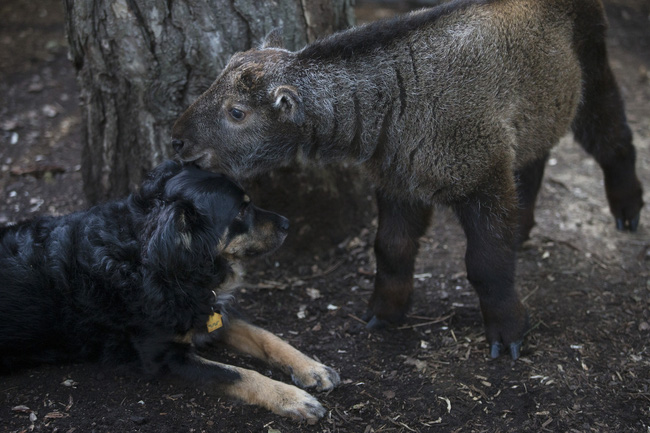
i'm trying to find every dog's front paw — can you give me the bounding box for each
[228,367,328,424]
[274,386,326,424]
[291,362,341,392]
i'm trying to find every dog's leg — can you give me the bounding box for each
[222,319,340,391]
[364,192,432,328]
[453,168,528,360]
[172,351,326,423]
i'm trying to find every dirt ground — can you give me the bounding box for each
[1,0,649,432]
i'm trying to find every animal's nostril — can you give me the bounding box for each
[172,138,185,154]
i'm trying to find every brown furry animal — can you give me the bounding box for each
[171,0,644,359]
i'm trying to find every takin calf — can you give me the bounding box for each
[171,0,644,359]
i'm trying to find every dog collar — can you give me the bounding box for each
[207,290,223,332]
[207,312,223,333]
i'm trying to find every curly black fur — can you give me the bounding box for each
[0,161,286,378]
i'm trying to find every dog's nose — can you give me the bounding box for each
[172,138,185,154]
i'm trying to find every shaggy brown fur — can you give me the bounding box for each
[172,0,643,359]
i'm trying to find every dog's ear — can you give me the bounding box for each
[142,200,220,326]
[144,200,205,269]
[173,200,204,250]
[139,160,183,200]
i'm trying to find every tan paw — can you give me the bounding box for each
[272,384,326,424]
[291,362,341,392]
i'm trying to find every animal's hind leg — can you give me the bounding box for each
[453,167,528,360]
[515,153,549,245]
[571,38,643,231]
[365,192,432,328]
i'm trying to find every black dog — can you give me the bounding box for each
[0,160,339,423]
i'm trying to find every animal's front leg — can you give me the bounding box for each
[138,340,327,423]
[365,192,432,328]
[225,364,326,423]
[179,353,326,423]
[453,170,528,360]
[222,319,340,391]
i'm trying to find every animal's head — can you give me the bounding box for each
[171,30,307,179]
[138,161,290,279]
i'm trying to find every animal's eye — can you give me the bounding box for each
[229,107,246,121]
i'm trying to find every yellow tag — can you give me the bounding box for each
[206,312,223,333]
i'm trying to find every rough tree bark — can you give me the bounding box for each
[63,0,355,203]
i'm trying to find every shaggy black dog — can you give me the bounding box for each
[0,160,339,423]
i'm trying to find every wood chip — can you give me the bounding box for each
[11,405,31,413]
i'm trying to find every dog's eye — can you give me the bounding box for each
[229,108,246,121]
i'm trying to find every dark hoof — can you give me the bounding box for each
[616,215,640,232]
[509,341,522,360]
[490,340,522,360]
[490,342,504,359]
[365,315,389,330]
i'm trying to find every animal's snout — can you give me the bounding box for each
[171,113,193,157]
[172,138,185,154]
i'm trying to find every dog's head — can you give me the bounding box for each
[137,161,289,274]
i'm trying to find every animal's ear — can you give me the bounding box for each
[141,200,212,319]
[139,160,183,200]
[272,85,304,125]
[260,27,284,49]
[174,200,201,239]
[145,200,204,271]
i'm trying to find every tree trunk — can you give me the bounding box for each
[63,0,355,203]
